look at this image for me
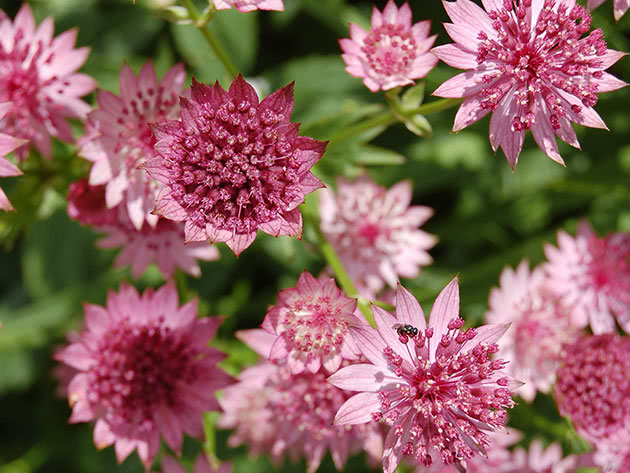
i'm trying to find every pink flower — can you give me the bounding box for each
[593,428,630,473]
[145,75,325,256]
[0,4,95,158]
[0,103,25,211]
[432,0,628,169]
[339,0,438,92]
[555,334,630,442]
[54,282,233,468]
[67,179,118,227]
[485,260,581,402]
[328,278,518,472]
[544,221,630,334]
[218,361,382,473]
[79,62,185,230]
[319,177,436,298]
[261,271,362,374]
[161,453,232,473]
[588,0,629,21]
[212,0,284,12]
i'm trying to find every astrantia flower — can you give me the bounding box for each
[0,103,25,211]
[79,62,185,230]
[146,75,325,255]
[544,221,630,334]
[55,282,232,468]
[328,278,518,472]
[589,0,629,21]
[486,260,581,402]
[555,334,630,441]
[161,453,233,473]
[67,179,118,227]
[319,177,436,298]
[213,0,283,12]
[0,4,95,158]
[261,271,362,374]
[218,361,382,473]
[432,0,628,169]
[339,0,438,92]
[593,428,630,473]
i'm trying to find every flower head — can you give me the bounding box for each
[212,0,283,12]
[0,4,95,158]
[329,278,518,472]
[485,260,581,402]
[555,334,630,441]
[432,0,627,168]
[79,62,186,230]
[544,221,630,334]
[146,75,325,255]
[161,453,232,473]
[0,103,25,211]
[339,0,438,92]
[588,0,629,21]
[261,271,362,374]
[55,282,233,467]
[319,177,436,298]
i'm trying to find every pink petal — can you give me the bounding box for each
[225,231,257,256]
[395,285,427,331]
[334,392,381,425]
[428,276,460,362]
[431,44,478,69]
[327,363,400,391]
[453,95,492,131]
[236,329,277,358]
[350,325,389,367]
[372,305,415,366]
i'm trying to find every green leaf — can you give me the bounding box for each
[403,114,432,138]
[400,82,426,110]
[354,145,406,166]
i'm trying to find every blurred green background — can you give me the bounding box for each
[0,0,628,471]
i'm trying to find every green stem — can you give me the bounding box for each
[181,0,239,79]
[409,97,462,116]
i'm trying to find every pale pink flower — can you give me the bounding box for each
[544,221,630,334]
[0,4,95,158]
[261,271,363,374]
[320,177,436,298]
[328,278,518,472]
[588,0,629,21]
[555,334,630,442]
[485,260,581,402]
[145,75,325,256]
[161,453,232,473]
[79,62,185,230]
[432,0,628,169]
[0,103,25,211]
[593,428,630,473]
[54,282,233,468]
[213,0,283,12]
[339,0,438,92]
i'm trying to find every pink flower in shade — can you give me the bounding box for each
[339,0,438,93]
[67,179,118,227]
[54,282,233,468]
[544,221,630,334]
[145,75,326,256]
[212,0,284,12]
[161,454,232,473]
[328,278,519,472]
[0,103,25,211]
[319,177,436,298]
[588,0,629,21]
[0,4,96,159]
[261,271,364,374]
[79,62,185,230]
[485,260,581,402]
[555,334,630,442]
[432,0,628,169]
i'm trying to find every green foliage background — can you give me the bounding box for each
[0,0,628,471]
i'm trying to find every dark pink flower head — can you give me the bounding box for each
[261,271,362,374]
[328,278,519,472]
[544,221,630,334]
[79,62,186,230]
[219,361,382,473]
[212,0,284,12]
[486,260,581,402]
[0,102,25,211]
[161,453,233,473]
[339,0,438,92]
[145,75,326,256]
[67,178,119,227]
[588,0,629,21]
[319,177,436,298]
[54,282,233,468]
[555,334,630,442]
[432,0,628,169]
[0,4,96,159]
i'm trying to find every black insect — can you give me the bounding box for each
[393,324,418,338]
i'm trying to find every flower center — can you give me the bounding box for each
[357,222,381,245]
[362,24,418,77]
